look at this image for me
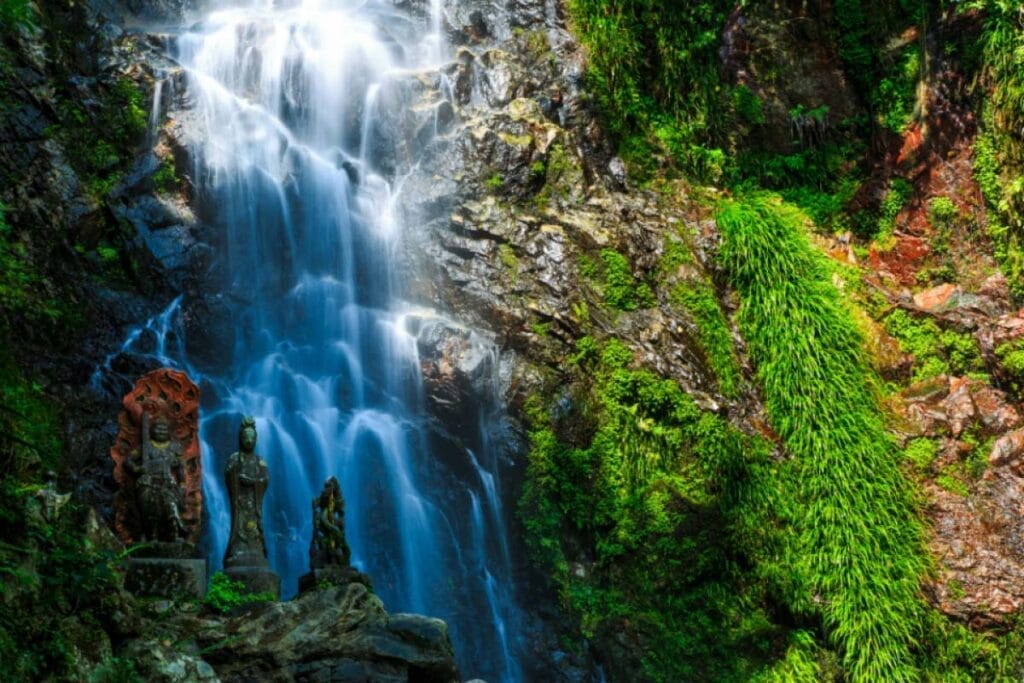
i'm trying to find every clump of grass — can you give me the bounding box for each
[717,194,926,682]
[600,249,655,311]
[204,572,275,614]
[670,281,741,398]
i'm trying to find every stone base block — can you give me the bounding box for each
[126,557,207,599]
[225,565,280,599]
[298,566,373,594]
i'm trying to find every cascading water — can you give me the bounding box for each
[97,1,527,679]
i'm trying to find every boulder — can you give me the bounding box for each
[124,582,460,683]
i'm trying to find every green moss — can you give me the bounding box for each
[204,572,275,614]
[0,206,69,330]
[876,177,913,242]
[904,438,938,472]
[883,309,983,382]
[600,249,655,311]
[152,154,179,194]
[670,281,741,398]
[51,76,147,201]
[484,173,504,191]
[498,243,519,282]
[521,337,782,680]
[717,195,926,682]
[937,470,970,497]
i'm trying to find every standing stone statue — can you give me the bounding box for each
[310,476,351,568]
[110,368,203,547]
[110,369,206,599]
[299,476,371,593]
[223,416,280,598]
[130,412,187,543]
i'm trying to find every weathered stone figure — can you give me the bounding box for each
[110,368,203,547]
[129,412,187,543]
[310,476,351,568]
[111,369,206,599]
[224,416,280,597]
[299,476,371,593]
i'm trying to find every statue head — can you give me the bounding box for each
[150,417,171,443]
[239,416,257,453]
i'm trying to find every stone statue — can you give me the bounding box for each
[223,416,280,598]
[111,369,207,599]
[128,412,187,543]
[309,476,351,569]
[110,368,202,547]
[299,476,371,594]
[27,471,70,527]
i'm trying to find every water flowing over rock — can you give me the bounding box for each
[94,0,530,678]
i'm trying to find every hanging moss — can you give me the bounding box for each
[717,194,927,682]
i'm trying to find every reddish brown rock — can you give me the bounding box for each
[914,283,961,312]
[110,369,202,545]
[990,429,1024,469]
[941,377,975,438]
[869,236,930,286]
[972,384,1022,435]
[929,464,1024,627]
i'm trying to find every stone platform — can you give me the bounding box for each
[298,565,373,594]
[225,565,280,599]
[126,557,207,599]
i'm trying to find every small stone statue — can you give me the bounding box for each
[110,368,202,547]
[223,416,279,598]
[299,476,371,594]
[111,369,206,600]
[128,412,187,543]
[27,471,70,527]
[309,476,351,569]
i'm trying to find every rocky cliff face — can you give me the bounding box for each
[6,0,1024,680]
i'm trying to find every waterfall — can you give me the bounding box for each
[99,1,526,679]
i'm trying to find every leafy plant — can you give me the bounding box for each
[717,195,927,682]
[204,572,274,614]
[600,249,655,311]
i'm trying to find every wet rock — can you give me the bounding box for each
[929,462,1024,627]
[133,582,462,683]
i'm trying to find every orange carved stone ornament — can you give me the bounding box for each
[110,368,202,545]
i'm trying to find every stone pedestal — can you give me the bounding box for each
[298,565,373,594]
[126,557,207,599]
[225,565,280,599]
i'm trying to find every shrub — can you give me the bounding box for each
[204,572,275,614]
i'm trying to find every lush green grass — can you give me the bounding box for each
[563,0,732,179]
[599,249,655,311]
[521,338,784,680]
[670,281,741,398]
[717,195,927,681]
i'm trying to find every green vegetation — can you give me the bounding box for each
[0,0,31,28]
[717,195,926,681]
[563,0,733,180]
[522,337,783,680]
[970,0,1024,300]
[876,177,913,242]
[50,77,147,200]
[485,173,504,191]
[904,438,939,472]
[152,154,179,194]
[670,281,741,398]
[0,205,68,331]
[204,572,275,614]
[883,309,984,381]
[600,249,654,311]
